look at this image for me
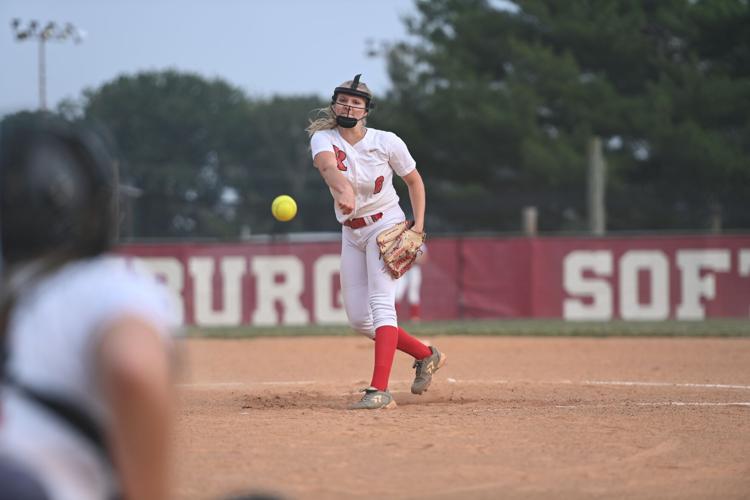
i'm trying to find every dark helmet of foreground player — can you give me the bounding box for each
[0,117,118,268]
[330,74,375,128]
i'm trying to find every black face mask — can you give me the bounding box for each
[333,100,367,128]
[335,115,359,128]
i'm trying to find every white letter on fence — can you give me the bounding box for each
[675,250,730,320]
[313,255,347,324]
[619,250,669,320]
[737,249,750,316]
[251,256,310,326]
[190,256,246,327]
[137,257,185,324]
[563,250,613,320]
[739,250,750,277]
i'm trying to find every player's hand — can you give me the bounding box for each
[336,186,355,215]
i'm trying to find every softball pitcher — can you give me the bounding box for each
[307,74,447,410]
[0,118,180,500]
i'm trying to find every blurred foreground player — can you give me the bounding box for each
[0,117,180,500]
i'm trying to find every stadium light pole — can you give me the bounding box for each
[10,19,85,111]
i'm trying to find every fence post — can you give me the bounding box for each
[709,202,722,234]
[587,136,607,236]
[522,206,538,236]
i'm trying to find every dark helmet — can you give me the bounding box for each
[0,116,118,268]
[331,74,375,110]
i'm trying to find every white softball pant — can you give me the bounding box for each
[340,205,405,339]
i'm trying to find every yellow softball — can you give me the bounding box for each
[271,195,297,222]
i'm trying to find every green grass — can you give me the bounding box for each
[185,319,750,339]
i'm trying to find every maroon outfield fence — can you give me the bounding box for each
[119,234,750,327]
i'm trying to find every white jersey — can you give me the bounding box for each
[310,127,416,223]
[0,255,180,500]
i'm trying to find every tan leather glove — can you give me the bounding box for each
[376,221,426,279]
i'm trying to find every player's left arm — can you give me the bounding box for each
[401,169,426,233]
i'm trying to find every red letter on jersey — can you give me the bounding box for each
[333,145,347,171]
[374,175,384,194]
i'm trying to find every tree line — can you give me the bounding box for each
[3,0,748,239]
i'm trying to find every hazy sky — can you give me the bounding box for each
[1,0,418,116]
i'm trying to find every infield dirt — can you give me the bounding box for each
[174,336,750,500]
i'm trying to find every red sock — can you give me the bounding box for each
[396,327,432,360]
[370,326,398,391]
[410,304,421,320]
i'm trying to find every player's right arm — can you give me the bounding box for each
[313,151,355,215]
[97,314,173,500]
[310,131,355,215]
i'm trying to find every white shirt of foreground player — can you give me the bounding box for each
[0,255,180,500]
